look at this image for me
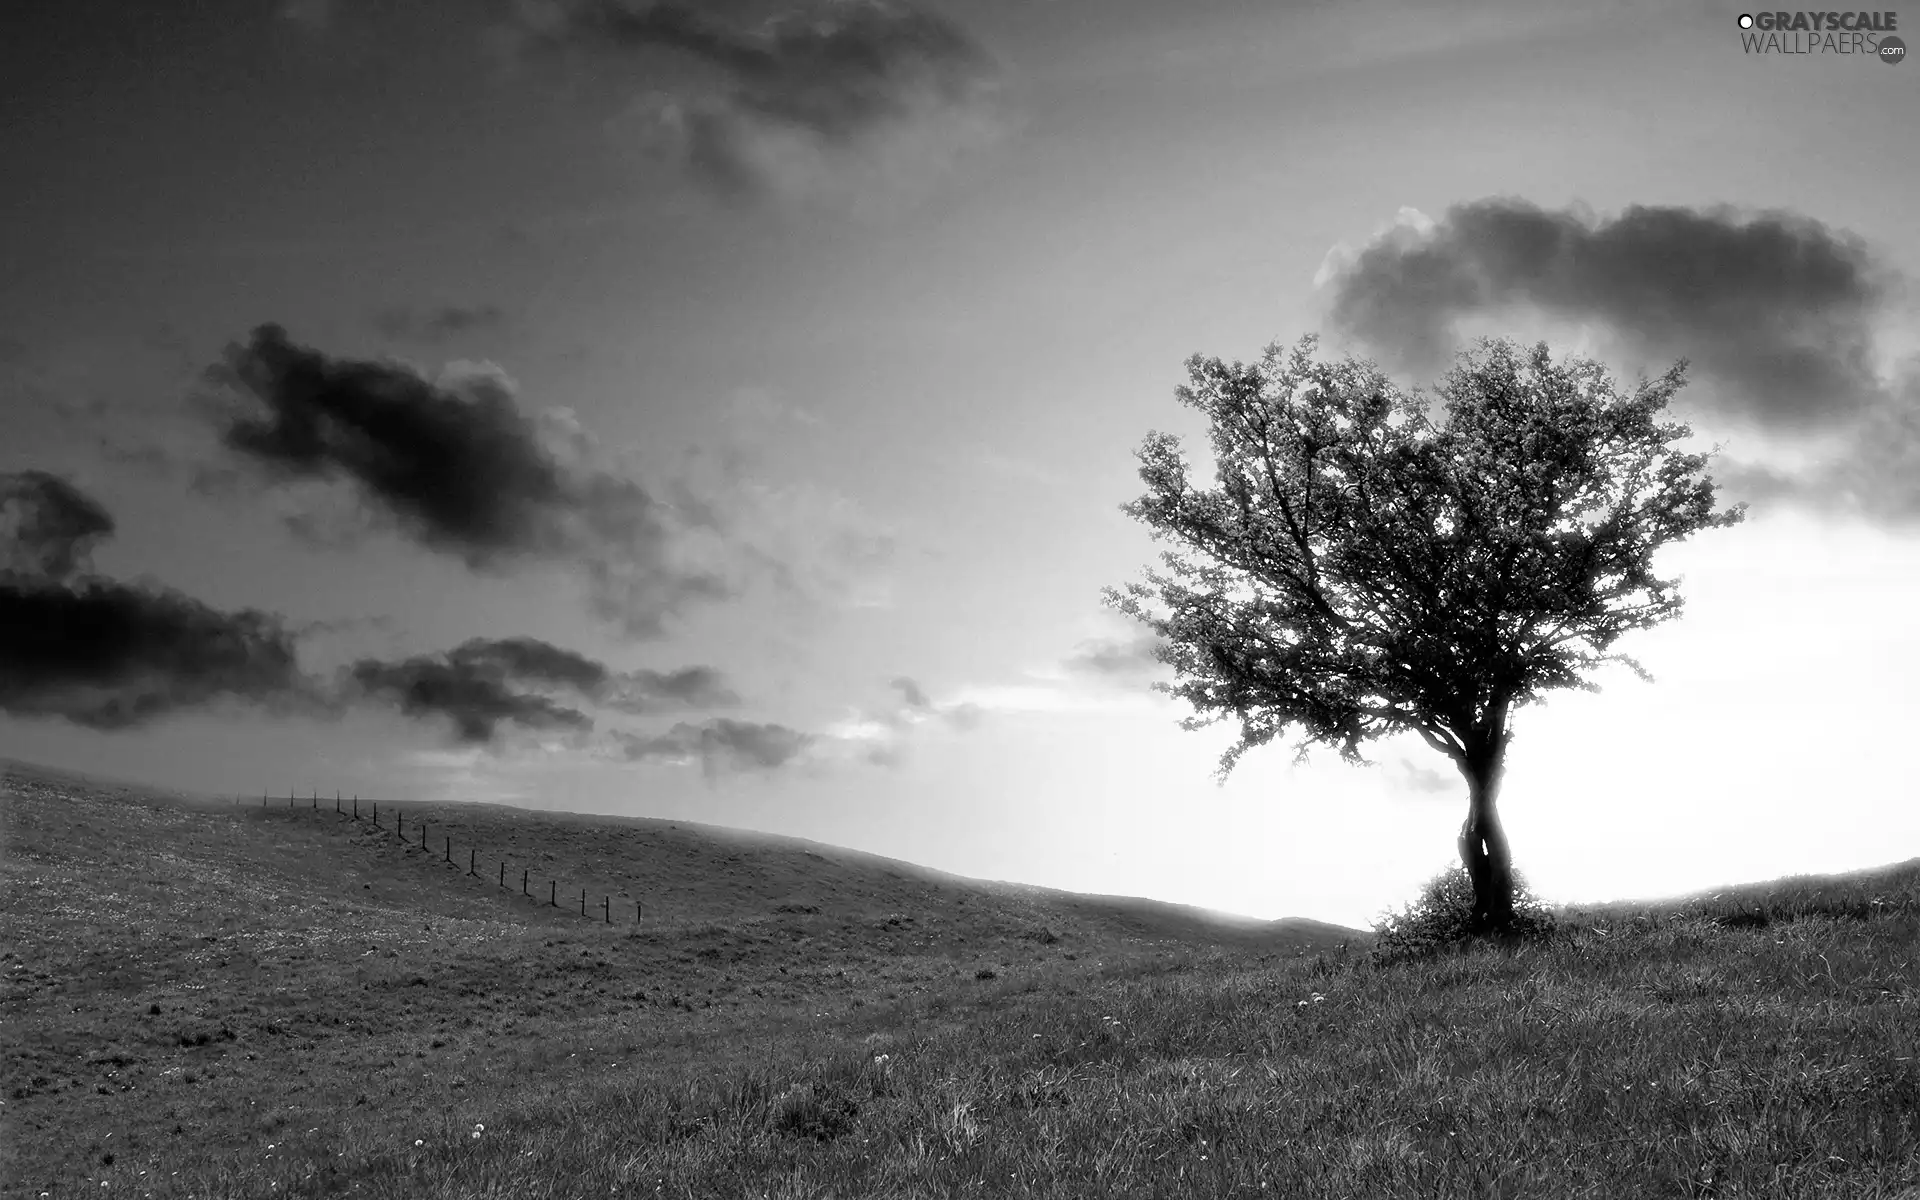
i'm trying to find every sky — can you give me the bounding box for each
[3,0,1917,930]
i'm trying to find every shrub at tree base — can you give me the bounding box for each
[1371,865,1557,963]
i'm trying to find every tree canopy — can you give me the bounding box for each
[1108,335,1747,930]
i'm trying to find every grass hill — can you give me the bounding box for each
[4,757,1917,1198]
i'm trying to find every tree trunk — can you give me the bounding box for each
[1457,738,1515,933]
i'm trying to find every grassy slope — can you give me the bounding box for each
[4,758,1917,1199]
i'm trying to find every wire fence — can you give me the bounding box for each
[242,788,644,924]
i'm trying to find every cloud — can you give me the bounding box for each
[372,303,508,344]
[345,635,737,744]
[0,471,320,729]
[890,675,931,711]
[1319,197,1920,525]
[609,672,978,779]
[509,0,1001,201]
[664,413,898,619]
[1,470,114,581]
[613,716,815,779]
[1390,756,1456,797]
[602,664,741,712]
[1061,630,1169,679]
[1323,198,1892,429]
[205,323,730,637]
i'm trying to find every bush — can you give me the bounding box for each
[1371,865,1557,963]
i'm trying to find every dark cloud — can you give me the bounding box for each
[512,0,998,198]
[1062,630,1168,678]
[602,664,741,713]
[372,303,508,344]
[890,675,931,711]
[346,635,737,744]
[1,470,114,581]
[614,716,815,779]
[1321,197,1920,525]
[0,471,318,729]
[1,578,317,730]
[206,323,730,637]
[1324,198,1892,431]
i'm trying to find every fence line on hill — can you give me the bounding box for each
[242,788,644,926]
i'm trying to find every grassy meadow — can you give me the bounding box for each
[3,758,1917,1199]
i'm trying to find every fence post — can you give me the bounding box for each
[523,869,529,896]
[445,835,451,863]
[637,900,642,923]
[580,888,586,916]
[549,881,556,907]
[353,796,358,820]
[499,862,505,888]
[312,790,317,810]
[468,848,477,877]
[603,896,610,924]
[421,825,427,850]
[262,791,266,809]
[289,789,294,810]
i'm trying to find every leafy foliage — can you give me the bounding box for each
[1370,865,1558,962]
[1107,334,1745,781]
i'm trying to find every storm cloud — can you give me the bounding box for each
[1320,198,1920,525]
[510,0,999,199]
[0,471,318,729]
[346,636,738,744]
[207,323,730,637]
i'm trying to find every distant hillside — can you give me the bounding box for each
[0,757,1373,953]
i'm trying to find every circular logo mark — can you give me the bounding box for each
[1880,35,1907,63]
[1737,13,1755,28]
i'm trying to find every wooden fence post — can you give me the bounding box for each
[523,869,529,896]
[444,835,451,863]
[421,825,427,850]
[602,896,610,924]
[353,796,358,820]
[468,848,477,877]
[580,888,586,917]
[637,900,642,923]
[499,862,505,888]
[549,881,556,907]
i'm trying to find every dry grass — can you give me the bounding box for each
[4,759,1917,1199]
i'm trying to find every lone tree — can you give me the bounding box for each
[1108,336,1745,933]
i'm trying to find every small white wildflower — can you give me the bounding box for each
[474,1123,485,1132]
[414,1139,424,1147]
